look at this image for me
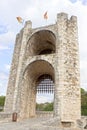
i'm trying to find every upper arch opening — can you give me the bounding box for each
[26,30,56,56]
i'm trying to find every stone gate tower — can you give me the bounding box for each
[4,13,81,123]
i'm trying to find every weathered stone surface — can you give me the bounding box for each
[0,117,83,130]
[3,12,81,128]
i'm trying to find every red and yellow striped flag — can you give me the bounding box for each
[16,16,24,24]
[44,11,48,20]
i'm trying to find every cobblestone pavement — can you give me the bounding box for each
[0,117,61,130]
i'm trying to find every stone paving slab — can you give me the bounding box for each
[0,117,84,130]
[0,118,60,130]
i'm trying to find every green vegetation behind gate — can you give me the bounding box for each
[36,102,53,111]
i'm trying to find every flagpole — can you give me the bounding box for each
[46,19,47,26]
[43,11,48,26]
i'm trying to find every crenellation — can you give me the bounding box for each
[57,12,68,21]
[70,15,77,24]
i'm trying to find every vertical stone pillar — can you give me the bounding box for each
[4,21,32,113]
[61,16,81,121]
[54,13,68,118]
[4,33,22,112]
[13,21,32,113]
[55,13,81,122]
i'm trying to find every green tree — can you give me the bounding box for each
[36,102,53,111]
[43,102,53,111]
[0,96,5,111]
[81,88,87,115]
[0,96,5,106]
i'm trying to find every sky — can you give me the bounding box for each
[0,0,87,103]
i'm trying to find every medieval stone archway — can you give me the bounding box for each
[4,13,81,125]
[20,60,55,119]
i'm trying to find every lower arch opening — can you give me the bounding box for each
[20,60,55,118]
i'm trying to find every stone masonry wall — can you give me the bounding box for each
[4,12,81,123]
[56,13,81,121]
[4,31,23,112]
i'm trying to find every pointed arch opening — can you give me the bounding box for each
[20,60,55,118]
[25,30,56,57]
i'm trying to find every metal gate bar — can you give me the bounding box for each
[37,74,54,93]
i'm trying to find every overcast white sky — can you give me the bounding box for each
[0,0,87,103]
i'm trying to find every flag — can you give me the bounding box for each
[16,16,24,24]
[44,11,48,20]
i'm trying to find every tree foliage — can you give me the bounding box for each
[0,96,5,106]
[36,102,53,111]
[81,88,87,115]
[0,96,5,111]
